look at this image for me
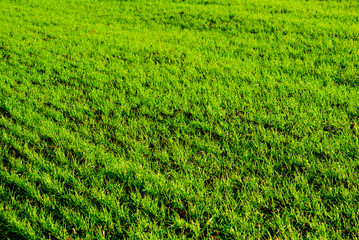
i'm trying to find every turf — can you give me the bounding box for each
[0,0,359,239]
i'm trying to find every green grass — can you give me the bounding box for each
[0,0,359,239]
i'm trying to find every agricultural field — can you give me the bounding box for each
[0,0,359,239]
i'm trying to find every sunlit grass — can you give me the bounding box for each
[0,0,359,239]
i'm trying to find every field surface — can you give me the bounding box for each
[0,0,359,239]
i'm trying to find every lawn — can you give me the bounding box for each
[0,0,359,239]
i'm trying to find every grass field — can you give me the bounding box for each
[0,0,359,239]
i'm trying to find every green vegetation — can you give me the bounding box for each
[0,0,359,239]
